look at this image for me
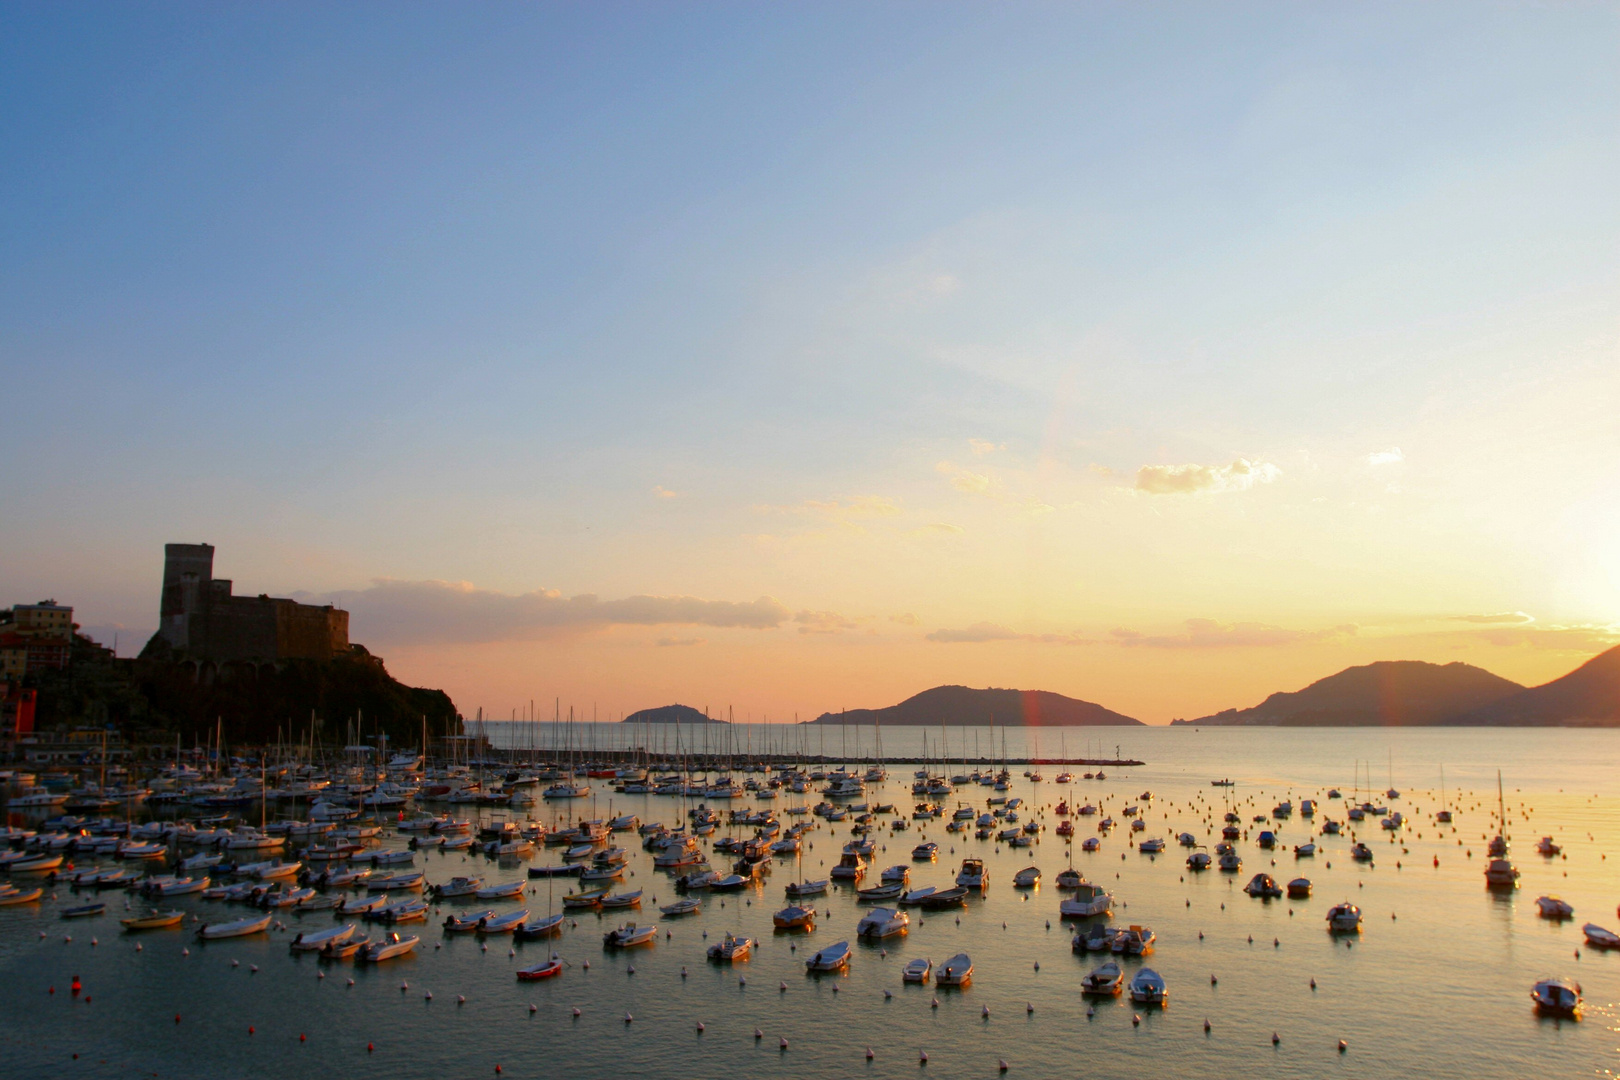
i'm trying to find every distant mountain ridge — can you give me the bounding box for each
[809,685,1141,726]
[1445,645,1620,726]
[1179,660,1523,726]
[623,704,726,724]
[1176,649,1620,727]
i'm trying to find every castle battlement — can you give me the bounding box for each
[155,543,348,662]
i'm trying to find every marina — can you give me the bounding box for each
[0,724,1612,1078]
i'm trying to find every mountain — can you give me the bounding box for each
[1179,660,1524,727]
[808,685,1141,726]
[623,704,726,724]
[1445,645,1620,726]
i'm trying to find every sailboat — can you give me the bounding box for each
[1485,770,1519,888]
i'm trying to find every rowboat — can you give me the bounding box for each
[9,855,63,874]
[290,923,358,952]
[903,957,932,983]
[0,887,43,905]
[707,932,756,961]
[659,898,701,916]
[475,880,525,899]
[338,894,388,915]
[375,899,429,923]
[516,959,563,980]
[772,904,815,929]
[198,914,272,939]
[61,902,106,919]
[367,871,426,892]
[121,909,183,931]
[319,935,369,959]
[260,886,315,908]
[600,890,642,909]
[784,879,828,898]
[562,888,609,910]
[805,940,850,972]
[515,913,566,939]
[431,876,484,898]
[360,932,420,962]
[1081,960,1123,995]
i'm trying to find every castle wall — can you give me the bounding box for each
[153,544,350,662]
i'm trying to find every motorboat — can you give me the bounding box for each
[773,904,815,930]
[806,940,851,972]
[707,932,757,961]
[897,886,938,907]
[1218,852,1242,873]
[856,881,905,901]
[360,932,420,962]
[660,898,701,916]
[1058,882,1113,918]
[443,909,498,932]
[562,888,608,911]
[911,842,938,861]
[856,906,909,938]
[1244,873,1282,899]
[1535,896,1574,920]
[0,886,43,905]
[710,874,748,891]
[477,880,526,899]
[338,894,388,916]
[291,923,358,952]
[1350,844,1374,862]
[955,858,988,889]
[1186,851,1211,871]
[60,902,105,919]
[1530,977,1581,1017]
[260,885,316,909]
[1536,836,1562,856]
[1321,821,1341,835]
[155,876,210,896]
[1581,923,1620,949]
[1013,866,1041,887]
[1081,837,1102,852]
[1128,967,1167,1004]
[917,886,969,910]
[1485,859,1520,888]
[830,852,867,882]
[784,878,829,898]
[1081,960,1124,995]
[516,959,563,980]
[367,871,426,892]
[1287,877,1312,898]
[903,957,932,983]
[1073,922,1116,952]
[1294,843,1317,857]
[1257,830,1276,849]
[600,890,642,910]
[198,914,273,939]
[935,952,972,986]
[431,876,485,898]
[376,899,430,923]
[1326,902,1362,932]
[120,909,183,931]
[1139,838,1166,854]
[515,913,566,939]
[603,922,658,948]
[1112,925,1155,954]
[9,854,63,874]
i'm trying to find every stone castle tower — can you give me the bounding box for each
[154,543,348,662]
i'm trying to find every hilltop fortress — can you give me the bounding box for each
[145,543,348,663]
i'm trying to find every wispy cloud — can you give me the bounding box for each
[907,522,966,537]
[794,609,859,634]
[1365,448,1404,466]
[889,613,919,626]
[1451,612,1535,625]
[1110,618,1355,648]
[652,485,683,499]
[318,579,792,645]
[968,438,1005,456]
[656,636,706,647]
[1134,458,1280,496]
[926,621,1086,645]
[1467,623,1620,652]
[939,464,992,494]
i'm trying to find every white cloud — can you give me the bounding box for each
[1366,448,1404,466]
[652,485,683,499]
[794,609,859,634]
[1451,612,1535,625]
[968,438,1005,456]
[1134,458,1281,496]
[907,522,966,537]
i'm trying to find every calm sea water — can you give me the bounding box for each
[2,726,1617,1080]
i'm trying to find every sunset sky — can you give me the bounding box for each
[3,5,1617,723]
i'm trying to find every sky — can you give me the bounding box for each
[3,4,1618,724]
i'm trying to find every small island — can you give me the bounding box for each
[623,703,727,724]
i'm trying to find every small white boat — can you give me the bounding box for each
[784,879,828,898]
[515,913,566,939]
[954,858,988,889]
[291,923,358,952]
[600,890,642,909]
[935,952,972,986]
[1244,874,1282,899]
[1484,859,1520,888]
[856,906,909,938]
[376,899,430,923]
[360,932,420,962]
[432,876,485,898]
[1326,902,1362,932]
[9,854,63,874]
[475,880,525,899]
[120,909,184,930]
[603,922,658,948]
[198,914,273,939]
[1112,925,1155,954]
[707,932,757,961]
[897,886,938,907]
[156,876,210,896]
[1058,882,1112,918]
[660,898,701,916]
[1294,843,1317,857]
[338,894,388,915]
[1081,960,1123,995]
[1129,967,1167,1004]
[1081,837,1101,852]
[443,909,497,932]
[368,871,426,892]
[1535,896,1574,920]
[805,940,851,971]
[1138,838,1165,854]
[1012,866,1041,887]
[1055,868,1084,888]
[903,957,932,983]
[1530,977,1581,1017]
[1581,923,1620,949]
[773,904,815,930]
[857,882,904,901]
[477,909,530,934]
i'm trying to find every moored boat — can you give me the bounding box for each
[856,906,909,938]
[805,939,850,972]
[360,932,420,962]
[1129,967,1167,1004]
[603,922,658,948]
[121,909,183,931]
[198,914,272,939]
[1081,960,1123,995]
[935,952,972,986]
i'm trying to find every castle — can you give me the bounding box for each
[150,543,349,663]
